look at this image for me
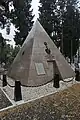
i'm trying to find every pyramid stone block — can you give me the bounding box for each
[7,20,75,86]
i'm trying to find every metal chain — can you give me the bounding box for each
[62,77,74,83]
[0,78,15,88]
[0,76,74,88]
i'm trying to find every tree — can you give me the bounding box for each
[0,0,34,68]
[0,33,6,65]
[39,0,80,62]
[10,0,34,45]
[11,45,20,58]
[0,0,34,46]
[0,38,20,68]
[5,45,20,68]
[0,32,20,68]
[57,0,80,62]
[38,0,65,48]
[38,0,58,43]
[0,0,11,33]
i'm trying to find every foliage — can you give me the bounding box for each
[0,0,34,45]
[5,45,20,68]
[0,33,20,68]
[0,0,11,33]
[0,0,34,67]
[10,0,34,45]
[39,0,80,60]
[0,33,6,65]
[38,0,58,42]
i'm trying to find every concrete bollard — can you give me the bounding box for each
[2,74,7,87]
[14,80,22,101]
[53,74,60,88]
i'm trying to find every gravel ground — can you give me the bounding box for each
[0,88,12,110]
[0,83,80,120]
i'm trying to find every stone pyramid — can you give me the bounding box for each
[7,20,75,86]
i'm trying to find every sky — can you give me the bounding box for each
[0,0,40,47]
[31,0,40,21]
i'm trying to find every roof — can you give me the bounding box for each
[7,20,75,86]
[0,83,80,120]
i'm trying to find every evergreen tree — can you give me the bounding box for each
[0,0,34,45]
[39,0,58,43]
[57,0,80,61]
[0,33,6,65]
[11,0,34,45]
[0,33,11,66]
[0,34,20,68]
[5,44,20,68]
[39,0,80,61]
[0,0,34,68]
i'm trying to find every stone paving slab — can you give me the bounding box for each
[0,88,12,110]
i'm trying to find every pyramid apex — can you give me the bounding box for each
[34,19,41,26]
[35,19,39,23]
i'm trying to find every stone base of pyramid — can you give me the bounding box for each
[0,76,79,106]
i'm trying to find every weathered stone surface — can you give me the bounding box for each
[0,83,80,120]
[7,20,75,87]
